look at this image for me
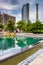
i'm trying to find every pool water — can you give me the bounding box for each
[0,37,41,50]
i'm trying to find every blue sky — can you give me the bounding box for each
[0,0,43,22]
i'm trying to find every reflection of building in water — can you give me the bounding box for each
[1,14,16,24]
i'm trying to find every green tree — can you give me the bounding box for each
[31,20,41,33]
[0,12,2,22]
[0,24,3,29]
[4,20,15,32]
[17,20,26,32]
[0,12,4,29]
[26,20,32,32]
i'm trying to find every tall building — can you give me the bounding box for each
[1,14,16,25]
[36,3,39,21]
[26,3,29,21]
[22,3,29,21]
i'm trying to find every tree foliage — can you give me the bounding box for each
[4,20,15,32]
[31,20,42,33]
[17,20,43,33]
[26,20,32,32]
[17,20,26,31]
[0,12,2,22]
[0,24,3,29]
[0,12,3,29]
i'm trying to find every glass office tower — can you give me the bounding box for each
[22,3,29,21]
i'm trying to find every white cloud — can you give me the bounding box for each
[0,0,38,10]
[0,3,18,10]
[0,0,19,10]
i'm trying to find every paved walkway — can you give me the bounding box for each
[29,52,43,65]
[18,49,43,65]
[16,33,43,39]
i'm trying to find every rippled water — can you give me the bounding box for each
[0,37,41,56]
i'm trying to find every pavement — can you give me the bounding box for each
[16,33,43,39]
[18,49,43,65]
[29,52,43,65]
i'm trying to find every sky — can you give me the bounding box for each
[0,0,43,22]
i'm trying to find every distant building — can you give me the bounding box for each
[36,3,39,21]
[22,3,29,21]
[1,14,16,24]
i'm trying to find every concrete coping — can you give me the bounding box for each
[39,40,43,43]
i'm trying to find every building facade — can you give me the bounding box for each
[22,3,29,21]
[36,3,39,21]
[1,14,16,25]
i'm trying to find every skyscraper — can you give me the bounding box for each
[36,3,39,21]
[22,3,29,21]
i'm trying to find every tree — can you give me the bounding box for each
[4,20,15,32]
[0,24,3,29]
[16,20,42,33]
[26,20,32,32]
[27,20,32,25]
[31,20,41,33]
[0,12,4,29]
[17,20,26,32]
[0,12,2,23]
